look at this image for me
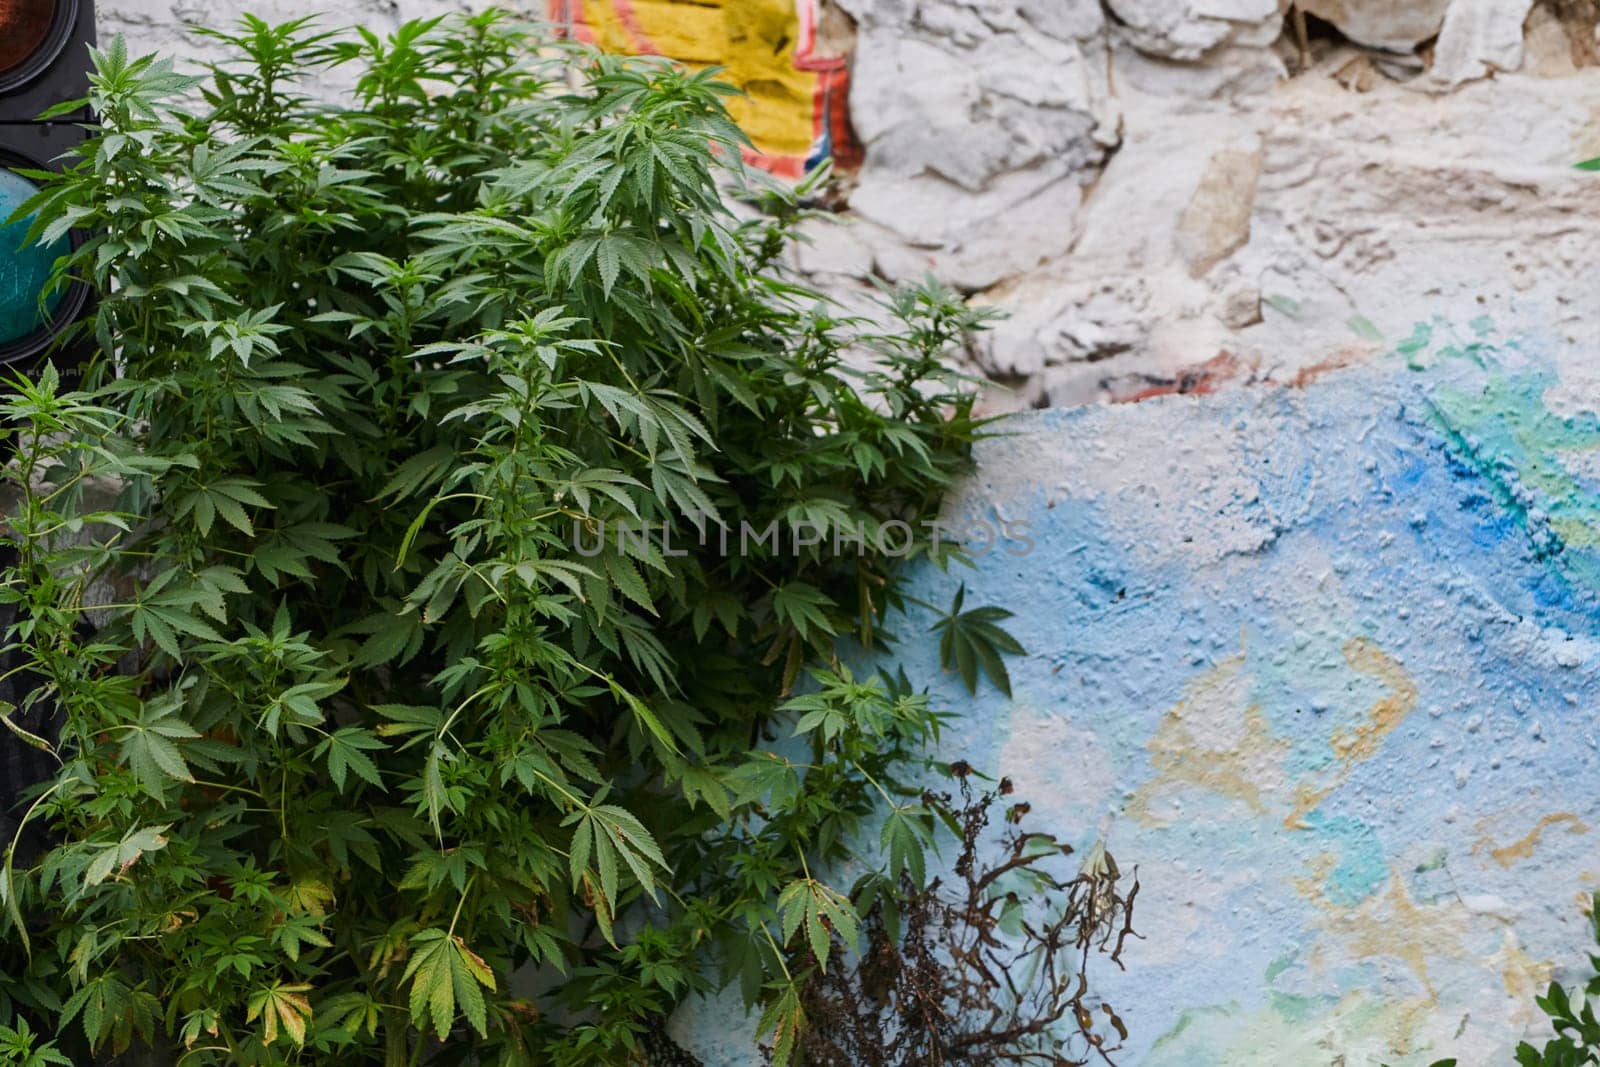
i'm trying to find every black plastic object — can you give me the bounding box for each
[0,0,95,119]
[1,0,95,378]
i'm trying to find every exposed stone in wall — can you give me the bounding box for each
[1174,146,1264,277]
[101,0,1600,412]
[1107,0,1289,60]
[1427,0,1537,87]
[792,0,1600,410]
[834,0,1118,290]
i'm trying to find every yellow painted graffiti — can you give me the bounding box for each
[550,0,860,175]
[1127,636,1418,832]
[1311,868,1467,1000]
[1111,625,1569,1059]
[1125,651,1290,826]
[1472,811,1590,868]
[1329,637,1419,764]
[1286,637,1418,829]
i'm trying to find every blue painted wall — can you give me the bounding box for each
[682,322,1600,1064]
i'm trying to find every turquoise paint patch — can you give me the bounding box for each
[1299,811,1387,905]
[1266,989,1321,1026]
[1413,331,1600,594]
[0,167,66,347]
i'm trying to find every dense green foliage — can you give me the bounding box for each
[0,14,1023,1064]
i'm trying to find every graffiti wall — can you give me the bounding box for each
[673,325,1600,1064]
[892,325,1600,1064]
[547,0,859,177]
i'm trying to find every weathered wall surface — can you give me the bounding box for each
[798,0,1600,410]
[100,0,1600,408]
[892,327,1600,1064]
[669,325,1600,1064]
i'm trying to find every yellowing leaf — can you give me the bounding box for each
[246,982,312,1046]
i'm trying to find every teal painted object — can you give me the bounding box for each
[0,167,66,347]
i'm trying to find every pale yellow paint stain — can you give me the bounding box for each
[1126,652,1290,826]
[1329,637,1418,763]
[1489,930,1555,1028]
[1471,812,1589,868]
[1144,987,1441,1066]
[1369,997,1441,1059]
[1310,868,1467,999]
[1284,781,1334,831]
[1286,637,1418,829]
[1291,852,1339,904]
[1292,849,1553,1045]
[1552,514,1600,549]
[1129,636,1420,832]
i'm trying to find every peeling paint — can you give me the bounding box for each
[1475,812,1589,869]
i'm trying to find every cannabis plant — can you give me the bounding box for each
[0,14,1130,1065]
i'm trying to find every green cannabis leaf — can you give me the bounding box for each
[930,583,1028,697]
[1514,892,1600,1066]
[400,930,497,1040]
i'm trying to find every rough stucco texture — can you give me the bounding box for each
[676,323,1600,1065]
[893,324,1600,1064]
